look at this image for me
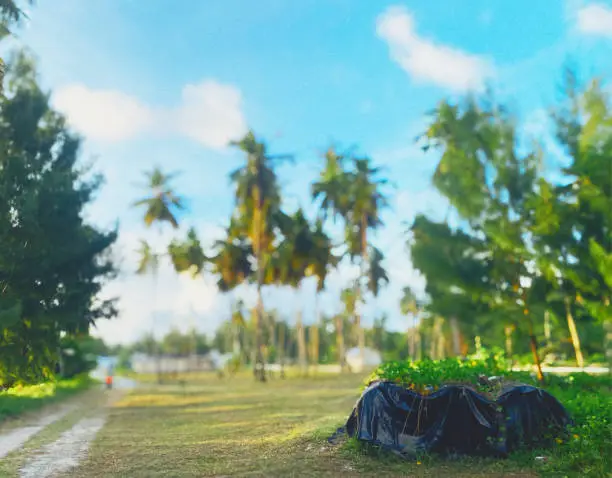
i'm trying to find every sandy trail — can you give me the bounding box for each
[19,415,107,478]
[0,404,76,459]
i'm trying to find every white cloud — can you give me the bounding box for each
[173,80,248,149]
[53,80,248,149]
[92,221,228,344]
[576,3,612,38]
[53,85,154,142]
[376,6,494,92]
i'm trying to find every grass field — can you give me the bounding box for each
[67,372,541,477]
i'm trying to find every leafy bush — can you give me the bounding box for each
[366,351,509,395]
[362,356,611,477]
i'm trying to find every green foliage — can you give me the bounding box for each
[132,168,184,229]
[362,359,611,477]
[58,335,99,378]
[0,374,93,421]
[368,354,508,395]
[0,52,117,387]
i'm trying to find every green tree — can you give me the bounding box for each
[229,131,291,381]
[0,1,32,91]
[0,53,117,386]
[421,94,546,380]
[400,286,422,360]
[344,157,389,367]
[133,167,184,382]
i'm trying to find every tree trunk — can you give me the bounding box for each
[604,316,612,379]
[296,310,307,375]
[449,317,461,356]
[415,325,422,361]
[311,297,321,374]
[279,322,286,379]
[408,327,416,360]
[354,213,368,371]
[336,315,346,372]
[544,310,552,350]
[436,317,446,360]
[253,189,266,382]
[525,309,545,383]
[504,325,514,358]
[564,297,584,368]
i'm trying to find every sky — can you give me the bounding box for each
[10,0,612,344]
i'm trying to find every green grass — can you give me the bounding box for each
[66,371,536,477]
[0,374,94,422]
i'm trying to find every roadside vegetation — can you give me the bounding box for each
[363,354,611,477]
[0,375,94,422]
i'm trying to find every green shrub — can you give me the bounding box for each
[361,357,611,477]
[0,374,94,422]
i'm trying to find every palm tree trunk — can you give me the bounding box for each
[311,295,321,374]
[358,213,368,370]
[255,283,265,381]
[544,310,552,350]
[504,324,514,358]
[565,297,585,368]
[253,189,266,382]
[525,308,545,383]
[296,310,307,375]
[449,317,461,356]
[435,317,446,360]
[336,315,346,372]
[279,322,286,379]
[415,325,422,360]
[408,326,416,360]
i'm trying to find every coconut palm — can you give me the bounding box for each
[312,147,351,222]
[272,208,314,375]
[344,156,389,366]
[400,286,421,360]
[209,222,253,368]
[133,168,184,229]
[168,227,207,278]
[132,167,184,383]
[229,131,291,381]
[307,219,339,371]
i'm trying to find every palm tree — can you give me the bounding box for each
[400,286,421,360]
[168,227,207,277]
[344,156,389,367]
[272,208,313,376]
[312,147,351,222]
[229,132,291,382]
[340,285,358,371]
[209,221,253,369]
[133,168,184,229]
[307,219,339,372]
[133,167,184,383]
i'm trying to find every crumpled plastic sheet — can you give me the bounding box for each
[329,380,571,458]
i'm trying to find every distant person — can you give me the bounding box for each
[105,364,114,390]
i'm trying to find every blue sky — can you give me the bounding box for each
[12,0,612,344]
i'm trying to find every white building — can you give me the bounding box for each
[345,347,382,373]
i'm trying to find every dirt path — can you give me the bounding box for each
[19,415,108,478]
[0,404,76,459]
[0,376,135,478]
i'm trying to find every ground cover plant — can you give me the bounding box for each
[0,374,94,422]
[346,355,612,477]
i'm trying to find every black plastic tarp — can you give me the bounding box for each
[331,380,571,458]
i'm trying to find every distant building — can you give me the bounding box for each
[345,347,382,373]
[129,352,224,374]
